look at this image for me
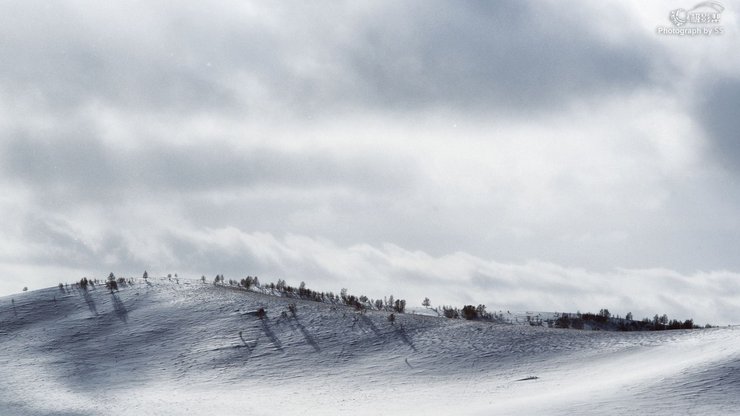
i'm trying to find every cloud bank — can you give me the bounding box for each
[1,0,739,324]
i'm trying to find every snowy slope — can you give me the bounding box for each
[1,278,738,415]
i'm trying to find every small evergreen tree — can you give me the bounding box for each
[107,273,118,292]
[475,304,487,319]
[241,276,253,289]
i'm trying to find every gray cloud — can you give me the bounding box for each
[0,2,240,114]
[1,0,739,326]
[336,1,658,113]
[696,77,740,172]
[0,1,663,118]
[2,131,122,199]
[1,134,418,203]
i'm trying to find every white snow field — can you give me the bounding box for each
[1,278,738,416]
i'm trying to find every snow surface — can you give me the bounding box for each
[1,278,738,415]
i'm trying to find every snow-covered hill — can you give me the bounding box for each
[1,278,738,415]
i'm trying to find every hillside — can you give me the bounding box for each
[1,278,738,415]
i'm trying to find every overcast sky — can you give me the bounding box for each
[1,1,739,324]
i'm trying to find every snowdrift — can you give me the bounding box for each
[1,278,738,415]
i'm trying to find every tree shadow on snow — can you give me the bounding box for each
[395,324,417,352]
[238,331,256,353]
[291,317,321,352]
[359,314,382,337]
[82,290,97,315]
[260,319,284,352]
[111,293,128,323]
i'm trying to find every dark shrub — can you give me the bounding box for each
[571,318,584,330]
[462,305,478,320]
[555,314,571,328]
[442,306,459,319]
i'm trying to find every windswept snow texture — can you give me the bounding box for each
[1,279,738,415]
